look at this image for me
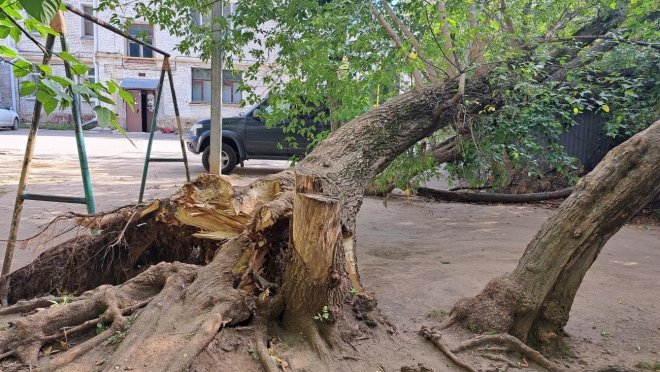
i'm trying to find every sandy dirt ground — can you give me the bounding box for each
[0,128,658,371]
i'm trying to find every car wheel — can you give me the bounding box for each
[201,143,237,174]
[11,118,18,130]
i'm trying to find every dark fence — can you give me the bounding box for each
[557,111,614,172]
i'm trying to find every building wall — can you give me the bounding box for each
[0,1,274,130]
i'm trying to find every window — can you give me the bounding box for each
[127,25,154,58]
[81,5,94,37]
[192,68,211,102]
[192,2,235,28]
[191,68,242,103]
[192,11,211,27]
[222,70,242,103]
[85,67,95,84]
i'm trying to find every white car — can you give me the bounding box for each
[0,100,19,130]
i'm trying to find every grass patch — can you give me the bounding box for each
[636,361,660,370]
[19,123,96,131]
[424,309,449,319]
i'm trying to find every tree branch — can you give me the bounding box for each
[366,0,424,89]
[500,0,516,34]
[436,0,460,78]
[381,0,437,82]
[546,35,660,50]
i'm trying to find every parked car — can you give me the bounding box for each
[184,99,329,174]
[0,100,19,130]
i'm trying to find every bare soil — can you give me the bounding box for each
[0,128,658,371]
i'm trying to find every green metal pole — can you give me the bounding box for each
[138,60,168,203]
[60,34,95,214]
[166,67,190,182]
[2,34,57,276]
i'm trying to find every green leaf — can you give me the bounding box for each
[71,64,88,75]
[96,94,115,105]
[33,24,60,37]
[609,1,616,9]
[573,107,578,114]
[36,90,59,114]
[20,81,37,96]
[40,78,72,101]
[93,106,115,127]
[18,0,61,24]
[13,60,33,78]
[106,80,119,94]
[58,52,80,64]
[0,45,17,58]
[0,26,10,39]
[72,84,97,98]
[49,75,75,87]
[118,88,135,112]
[9,27,21,43]
[602,104,610,113]
[38,64,52,75]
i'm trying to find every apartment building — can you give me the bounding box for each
[0,1,273,131]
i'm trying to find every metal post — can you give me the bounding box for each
[209,1,224,175]
[138,60,168,203]
[166,68,190,182]
[2,34,57,276]
[60,34,95,214]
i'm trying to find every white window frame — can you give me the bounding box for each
[127,24,155,59]
[80,4,95,38]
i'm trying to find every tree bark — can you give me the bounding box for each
[418,187,573,203]
[446,119,660,347]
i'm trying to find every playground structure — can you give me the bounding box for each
[2,7,190,275]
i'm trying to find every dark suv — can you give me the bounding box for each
[184,100,328,174]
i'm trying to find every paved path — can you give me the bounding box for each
[0,128,289,271]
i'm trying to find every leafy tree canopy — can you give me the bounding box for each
[4,0,659,188]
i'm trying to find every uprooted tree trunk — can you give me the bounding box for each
[0,81,465,371]
[0,11,646,371]
[443,119,660,350]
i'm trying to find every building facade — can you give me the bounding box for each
[0,1,274,131]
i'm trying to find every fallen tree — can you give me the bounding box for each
[0,82,467,371]
[0,7,657,371]
[2,84,659,372]
[417,187,573,203]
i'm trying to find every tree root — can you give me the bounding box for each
[0,296,66,315]
[420,326,565,372]
[481,353,520,369]
[255,324,280,372]
[451,334,564,372]
[165,311,225,372]
[419,326,478,372]
[0,262,189,367]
